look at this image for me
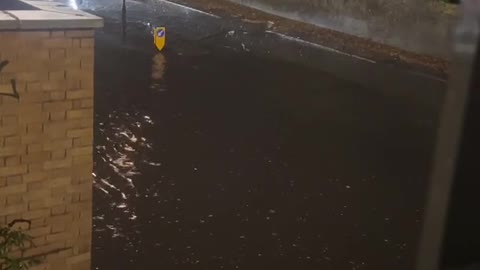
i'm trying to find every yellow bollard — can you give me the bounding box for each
[154,27,166,51]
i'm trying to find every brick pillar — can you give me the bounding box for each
[1,29,95,270]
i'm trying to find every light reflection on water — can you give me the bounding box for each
[94,109,160,237]
[93,52,168,251]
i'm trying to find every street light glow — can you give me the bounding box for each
[69,0,79,10]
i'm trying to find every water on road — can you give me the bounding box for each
[74,0,445,269]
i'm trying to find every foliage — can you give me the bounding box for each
[0,222,39,270]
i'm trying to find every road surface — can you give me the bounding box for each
[70,0,445,269]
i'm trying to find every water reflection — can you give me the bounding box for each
[93,44,169,263]
[94,110,158,239]
[151,53,166,89]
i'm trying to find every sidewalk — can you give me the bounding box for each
[157,0,449,78]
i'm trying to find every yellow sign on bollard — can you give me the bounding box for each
[154,27,166,51]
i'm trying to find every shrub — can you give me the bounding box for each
[0,220,39,270]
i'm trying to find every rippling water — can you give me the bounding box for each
[91,19,439,270]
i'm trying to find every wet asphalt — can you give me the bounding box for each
[66,0,447,269]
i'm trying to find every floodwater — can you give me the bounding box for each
[81,0,445,269]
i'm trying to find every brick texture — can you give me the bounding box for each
[0,30,94,270]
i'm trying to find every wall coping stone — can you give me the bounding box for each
[0,0,103,30]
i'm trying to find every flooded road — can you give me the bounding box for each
[73,0,445,269]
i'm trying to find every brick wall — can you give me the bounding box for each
[0,29,95,270]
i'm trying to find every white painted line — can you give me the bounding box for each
[155,0,221,19]
[266,30,376,64]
